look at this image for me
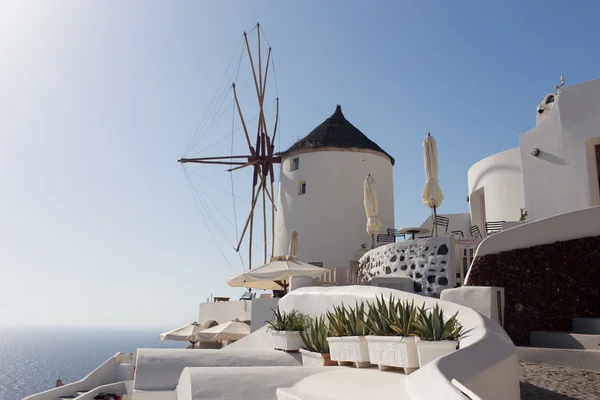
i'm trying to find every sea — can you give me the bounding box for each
[0,326,185,400]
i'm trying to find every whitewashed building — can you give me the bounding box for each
[274,105,395,270]
[468,77,600,232]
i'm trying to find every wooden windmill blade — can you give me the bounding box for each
[179,23,280,271]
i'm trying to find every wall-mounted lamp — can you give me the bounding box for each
[531,148,540,157]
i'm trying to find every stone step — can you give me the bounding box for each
[530,331,600,350]
[573,318,600,334]
[518,347,600,372]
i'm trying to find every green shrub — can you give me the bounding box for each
[300,316,330,353]
[266,307,308,332]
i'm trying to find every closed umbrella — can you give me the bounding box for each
[197,319,250,342]
[288,230,299,260]
[158,321,204,348]
[364,174,382,248]
[422,133,444,236]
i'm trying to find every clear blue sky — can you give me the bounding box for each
[2,1,599,328]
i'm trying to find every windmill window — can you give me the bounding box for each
[545,95,555,104]
[291,157,299,171]
[298,181,306,195]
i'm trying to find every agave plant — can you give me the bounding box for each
[385,299,418,336]
[365,295,398,336]
[266,307,308,332]
[300,316,330,353]
[326,304,349,337]
[345,301,370,336]
[413,303,464,341]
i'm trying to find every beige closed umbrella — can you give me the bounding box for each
[288,230,299,260]
[364,174,383,248]
[422,133,444,236]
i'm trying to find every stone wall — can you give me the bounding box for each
[358,237,452,295]
[466,235,600,345]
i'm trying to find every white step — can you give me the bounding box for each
[530,331,600,350]
[276,368,408,400]
[573,318,600,334]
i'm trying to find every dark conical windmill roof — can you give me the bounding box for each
[282,105,395,165]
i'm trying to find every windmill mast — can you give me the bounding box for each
[178,23,280,270]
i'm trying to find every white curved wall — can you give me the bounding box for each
[520,78,600,220]
[275,149,394,269]
[467,147,525,230]
[274,286,520,400]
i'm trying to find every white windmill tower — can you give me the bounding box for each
[274,105,395,272]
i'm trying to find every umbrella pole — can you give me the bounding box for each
[433,206,438,237]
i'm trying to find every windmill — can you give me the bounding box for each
[178,23,280,270]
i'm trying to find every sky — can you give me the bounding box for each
[2,1,600,329]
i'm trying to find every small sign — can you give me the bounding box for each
[459,238,478,248]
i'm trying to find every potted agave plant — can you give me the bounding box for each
[299,316,336,366]
[266,307,307,352]
[326,302,371,368]
[414,303,464,367]
[365,295,420,374]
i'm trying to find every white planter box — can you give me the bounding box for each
[270,331,303,351]
[365,336,419,373]
[416,339,458,367]
[327,336,370,367]
[299,348,335,367]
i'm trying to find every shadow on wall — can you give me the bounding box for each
[466,235,600,345]
[537,151,569,166]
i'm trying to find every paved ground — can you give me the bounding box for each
[520,361,600,399]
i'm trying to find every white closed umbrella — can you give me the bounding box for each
[364,174,382,248]
[158,321,204,348]
[288,230,299,260]
[421,133,444,236]
[226,231,327,291]
[197,319,250,342]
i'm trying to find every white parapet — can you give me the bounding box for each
[440,286,505,328]
[133,349,301,392]
[175,366,335,400]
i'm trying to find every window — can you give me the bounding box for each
[298,180,306,195]
[309,262,323,268]
[290,157,299,171]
